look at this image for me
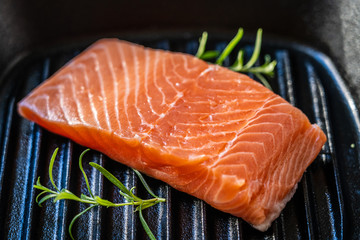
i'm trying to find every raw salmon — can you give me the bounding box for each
[18,39,326,231]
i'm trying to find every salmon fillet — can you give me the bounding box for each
[18,39,326,231]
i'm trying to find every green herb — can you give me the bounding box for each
[216,28,244,66]
[195,32,220,60]
[34,148,165,240]
[196,28,277,90]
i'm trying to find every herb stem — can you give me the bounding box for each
[94,197,165,208]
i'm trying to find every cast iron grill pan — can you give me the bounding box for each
[0,35,359,239]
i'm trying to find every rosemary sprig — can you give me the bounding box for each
[196,28,277,90]
[34,148,165,240]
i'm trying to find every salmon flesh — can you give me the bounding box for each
[18,39,326,231]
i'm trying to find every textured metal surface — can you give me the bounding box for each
[0,36,359,239]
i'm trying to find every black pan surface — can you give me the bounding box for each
[0,34,359,239]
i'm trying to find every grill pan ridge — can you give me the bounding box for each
[0,35,359,239]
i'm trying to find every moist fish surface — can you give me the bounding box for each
[18,39,327,231]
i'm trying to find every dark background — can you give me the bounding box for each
[0,0,359,101]
[0,1,359,239]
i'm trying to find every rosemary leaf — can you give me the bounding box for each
[254,73,273,91]
[35,191,48,204]
[200,50,220,60]
[89,162,137,201]
[33,183,55,193]
[118,190,134,202]
[230,49,245,70]
[195,31,208,58]
[139,204,156,240]
[135,201,157,212]
[35,176,42,186]
[247,59,277,76]
[80,194,94,201]
[69,205,96,240]
[242,28,263,70]
[53,190,85,202]
[38,193,57,207]
[133,169,158,198]
[216,28,244,65]
[49,148,60,192]
[78,149,94,198]
[94,196,119,207]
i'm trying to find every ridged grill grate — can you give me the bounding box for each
[0,35,359,239]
